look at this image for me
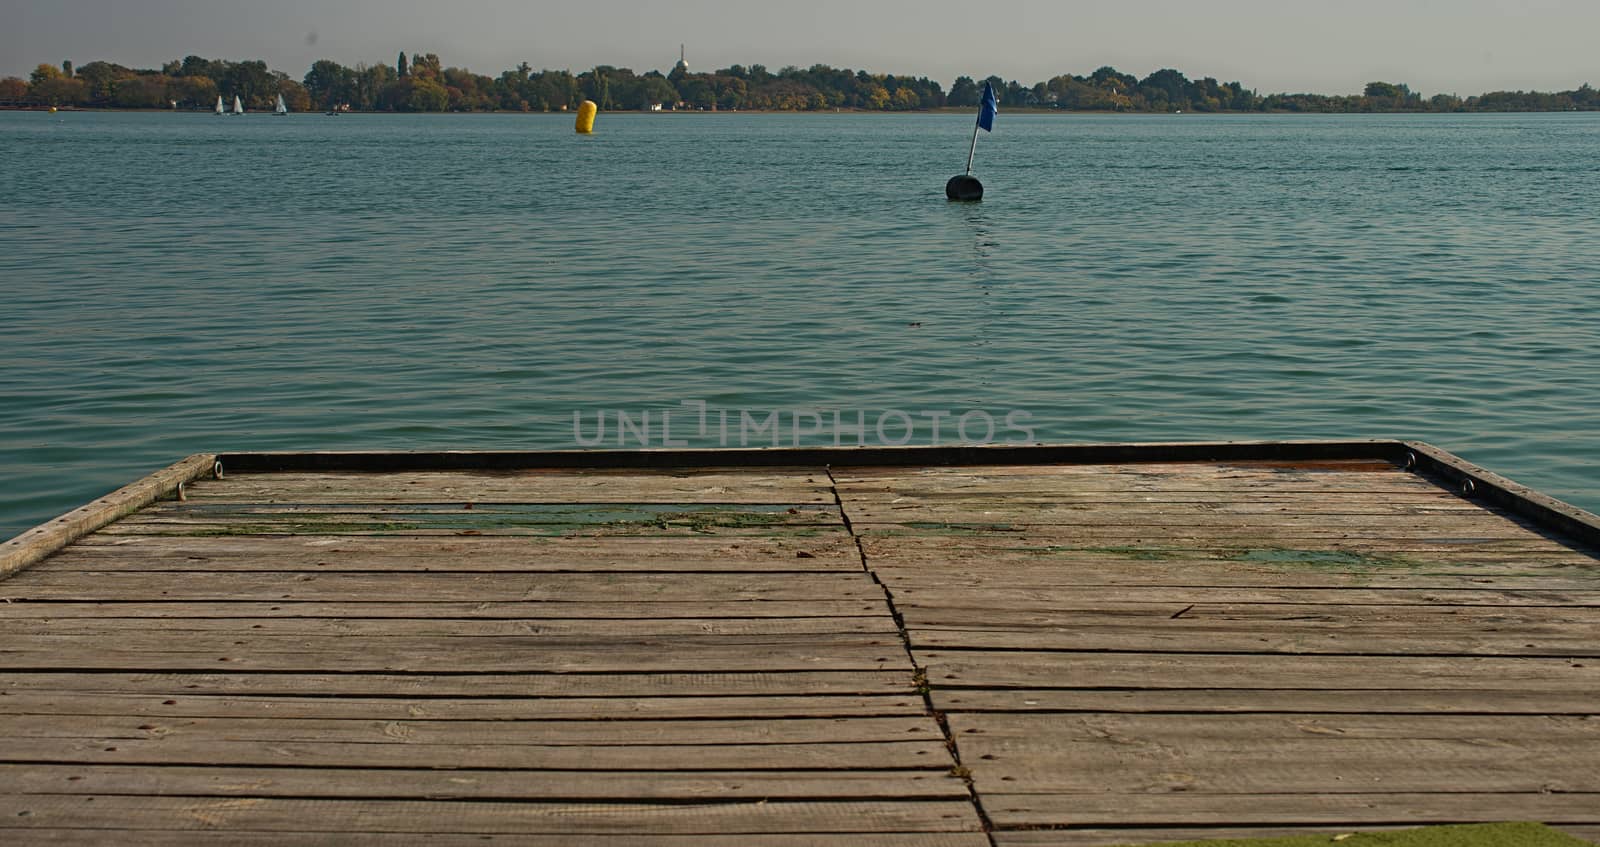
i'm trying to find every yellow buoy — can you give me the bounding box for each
[49,106,58,113]
[575,100,597,134]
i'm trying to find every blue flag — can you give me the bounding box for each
[977,81,998,132]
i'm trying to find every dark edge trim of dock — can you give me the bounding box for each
[1401,439,1600,554]
[218,439,1400,472]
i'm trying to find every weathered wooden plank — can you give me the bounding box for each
[955,714,1600,797]
[835,460,1404,479]
[904,602,1600,627]
[893,585,1597,608]
[0,831,990,847]
[848,509,1546,530]
[0,637,907,673]
[882,571,1600,594]
[0,738,952,770]
[966,754,1600,795]
[116,504,841,532]
[97,522,849,539]
[0,691,927,720]
[860,535,1593,558]
[0,670,916,697]
[902,602,1600,627]
[0,571,880,603]
[4,832,991,847]
[906,621,1600,657]
[5,714,941,745]
[184,468,836,505]
[855,526,1573,547]
[933,688,1600,715]
[66,542,1598,582]
[0,600,886,619]
[66,534,858,558]
[980,791,1600,827]
[842,484,1472,498]
[953,712,1600,743]
[871,561,1600,591]
[841,482,1471,497]
[990,826,1556,847]
[960,742,1600,798]
[992,829,1299,847]
[843,470,1443,489]
[141,502,842,519]
[0,616,901,639]
[836,478,1454,494]
[862,530,1569,550]
[46,534,861,573]
[865,503,1501,519]
[143,500,839,514]
[0,630,905,661]
[843,489,1482,505]
[899,567,1600,589]
[917,650,1600,691]
[0,764,969,800]
[38,554,861,573]
[0,796,984,834]
[901,603,1600,658]
[0,455,215,581]
[847,506,1537,530]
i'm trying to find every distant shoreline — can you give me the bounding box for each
[7,105,1597,116]
[11,56,1596,116]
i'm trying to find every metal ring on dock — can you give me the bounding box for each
[1403,451,1419,470]
[213,460,225,480]
[175,481,186,501]
[1459,478,1477,496]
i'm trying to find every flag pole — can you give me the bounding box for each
[965,118,980,175]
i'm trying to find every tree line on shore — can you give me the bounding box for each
[5,53,1598,114]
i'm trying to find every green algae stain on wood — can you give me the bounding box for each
[112,503,845,537]
[1224,548,1415,571]
[1022,545,1416,570]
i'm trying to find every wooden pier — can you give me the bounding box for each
[1,442,1597,845]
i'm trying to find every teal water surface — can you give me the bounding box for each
[2,110,1598,540]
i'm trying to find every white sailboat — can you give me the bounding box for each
[232,95,244,115]
[214,96,225,115]
[273,94,288,116]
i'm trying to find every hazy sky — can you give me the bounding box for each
[5,0,1597,95]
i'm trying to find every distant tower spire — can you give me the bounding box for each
[673,44,689,76]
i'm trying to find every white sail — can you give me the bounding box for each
[274,94,288,115]
[233,95,244,115]
[215,96,225,115]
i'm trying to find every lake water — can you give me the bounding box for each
[2,110,1598,540]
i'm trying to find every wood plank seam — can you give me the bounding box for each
[828,466,1000,846]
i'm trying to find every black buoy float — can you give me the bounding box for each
[945,80,998,202]
[945,174,983,201]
